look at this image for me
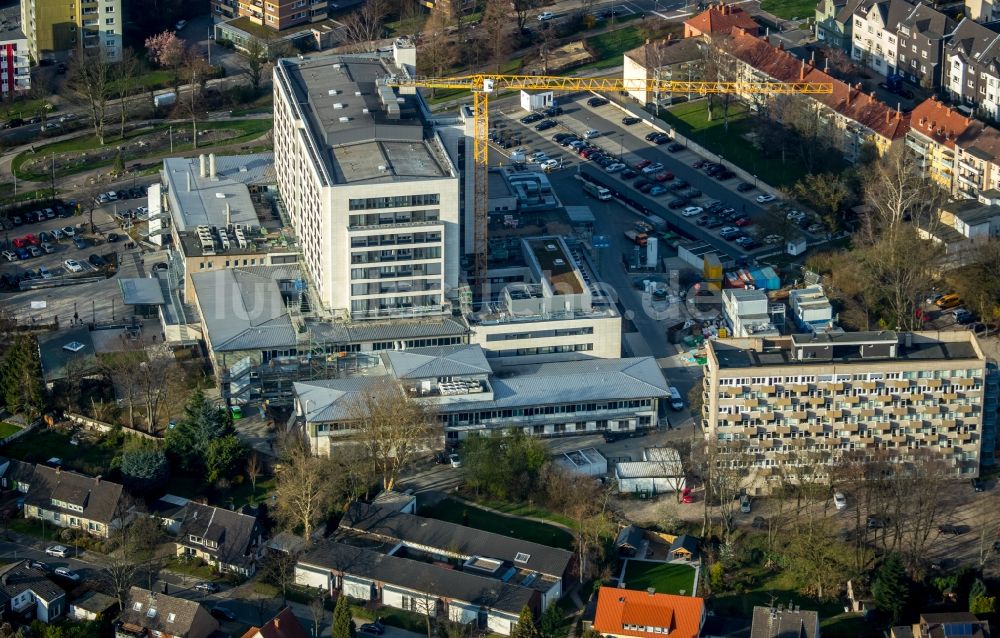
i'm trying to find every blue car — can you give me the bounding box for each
[73,237,87,249]
[14,247,29,260]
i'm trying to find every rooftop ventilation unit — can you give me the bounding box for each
[355,91,362,96]
[219,228,231,251]
[554,258,565,266]
[378,165,388,171]
[362,108,370,114]
[234,227,248,249]
[333,63,342,69]
[239,165,248,172]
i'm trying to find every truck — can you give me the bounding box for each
[624,230,648,246]
[153,92,177,109]
[583,181,612,201]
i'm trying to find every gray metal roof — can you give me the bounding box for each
[36,326,100,383]
[615,461,683,479]
[191,266,300,352]
[299,541,536,615]
[340,502,573,578]
[294,377,385,422]
[119,278,166,305]
[382,344,491,379]
[163,154,274,232]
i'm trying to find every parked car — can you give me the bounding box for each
[107,233,120,243]
[210,607,237,622]
[621,116,641,126]
[41,243,54,254]
[972,478,986,492]
[88,254,106,267]
[641,162,664,175]
[360,620,385,636]
[54,567,81,582]
[2,250,15,262]
[583,129,601,139]
[756,194,776,203]
[666,142,684,153]
[62,226,76,237]
[449,454,462,468]
[537,11,554,20]
[195,582,220,593]
[73,237,88,249]
[51,228,64,239]
[520,113,543,124]
[587,97,609,107]
[28,561,50,573]
[834,492,847,510]
[737,182,754,192]
[45,545,70,558]
[682,206,703,217]
[534,119,557,131]
[740,495,752,513]
[64,259,83,273]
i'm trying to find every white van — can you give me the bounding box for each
[668,387,684,411]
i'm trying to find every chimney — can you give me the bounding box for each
[824,57,829,72]
[647,587,656,596]
[209,153,217,178]
[274,617,281,630]
[777,41,784,50]
[199,154,206,178]
[886,110,891,123]
[55,466,61,474]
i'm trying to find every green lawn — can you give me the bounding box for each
[711,571,845,619]
[2,98,54,120]
[419,497,575,550]
[164,557,224,581]
[660,101,807,188]
[585,26,645,66]
[0,423,21,440]
[1,429,118,477]
[10,517,63,542]
[169,474,277,509]
[822,613,880,638]
[621,561,697,596]
[760,0,817,20]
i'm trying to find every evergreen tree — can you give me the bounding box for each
[539,602,562,638]
[970,578,988,604]
[332,596,355,638]
[510,606,537,638]
[118,442,169,494]
[165,390,234,471]
[872,554,909,624]
[1,335,45,418]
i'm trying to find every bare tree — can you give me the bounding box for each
[260,548,302,606]
[512,0,537,32]
[309,595,326,638]
[544,465,614,579]
[179,51,212,150]
[340,0,390,52]
[418,4,457,90]
[114,48,141,140]
[102,501,163,610]
[239,38,270,93]
[480,0,513,73]
[349,378,439,492]
[68,50,113,145]
[273,433,334,541]
[706,440,754,539]
[246,453,263,497]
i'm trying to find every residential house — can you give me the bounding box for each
[895,3,956,88]
[151,495,265,576]
[726,28,910,161]
[591,588,705,638]
[69,591,118,622]
[890,612,991,638]
[0,561,66,623]
[623,38,705,106]
[615,525,646,557]
[684,4,759,39]
[956,121,1000,196]
[241,608,309,638]
[906,98,977,187]
[669,535,701,562]
[944,18,1000,119]
[750,605,820,638]
[851,0,914,75]
[296,542,540,636]
[23,466,125,539]
[115,587,219,638]
[335,502,573,608]
[816,0,868,51]
[0,458,33,493]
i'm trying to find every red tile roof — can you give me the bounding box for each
[685,3,759,36]
[909,98,975,149]
[726,28,910,141]
[593,588,704,638]
[241,609,309,638]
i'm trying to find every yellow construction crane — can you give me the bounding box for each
[384,74,833,294]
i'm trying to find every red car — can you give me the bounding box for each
[734,217,752,227]
[681,487,693,504]
[654,171,674,182]
[633,159,652,170]
[23,233,38,245]
[579,148,594,158]
[12,237,27,248]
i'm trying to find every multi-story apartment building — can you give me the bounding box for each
[0,27,30,95]
[702,331,992,490]
[726,28,910,162]
[906,97,976,187]
[272,40,460,319]
[622,38,704,107]
[945,18,1000,119]
[851,0,912,75]
[895,4,955,88]
[211,0,329,29]
[816,0,867,52]
[21,0,122,62]
[955,124,1000,196]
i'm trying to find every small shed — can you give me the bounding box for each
[556,447,608,477]
[615,525,646,557]
[520,90,554,112]
[70,591,118,621]
[669,534,700,562]
[786,235,808,256]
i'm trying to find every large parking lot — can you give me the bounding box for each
[0,187,149,289]
[489,93,830,256]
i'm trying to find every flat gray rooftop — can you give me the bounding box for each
[280,56,451,184]
[163,154,274,232]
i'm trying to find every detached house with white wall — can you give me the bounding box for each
[23,466,125,539]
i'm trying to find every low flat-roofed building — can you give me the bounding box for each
[788,285,838,334]
[722,289,781,338]
[294,344,670,451]
[556,447,608,477]
[703,331,993,489]
[614,447,686,495]
[469,236,621,366]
